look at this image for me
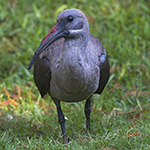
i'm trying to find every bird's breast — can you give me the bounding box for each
[50,55,100,102]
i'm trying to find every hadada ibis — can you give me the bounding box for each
[28,9,110,143]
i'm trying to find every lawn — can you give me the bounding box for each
[0,0,150,149]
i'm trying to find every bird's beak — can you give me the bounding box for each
[28,22,69,69]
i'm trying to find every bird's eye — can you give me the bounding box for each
[67,15,74,22]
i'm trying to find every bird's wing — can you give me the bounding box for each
[95,54,110,94]
[34,57,51,98]
[89,34,110,94]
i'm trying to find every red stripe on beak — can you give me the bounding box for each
[41,24,57,44]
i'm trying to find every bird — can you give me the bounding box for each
[28,8,110,143]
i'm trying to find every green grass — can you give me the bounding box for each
[0,0,150,149]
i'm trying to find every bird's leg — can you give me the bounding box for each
[84,96,91,133]
[53,100,67,143]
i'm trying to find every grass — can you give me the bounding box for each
[0,0,150,149]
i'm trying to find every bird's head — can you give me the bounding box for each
[28,9,89,69]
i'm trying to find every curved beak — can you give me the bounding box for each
[28,22,69,69]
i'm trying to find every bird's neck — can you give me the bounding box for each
[64,33,89,55]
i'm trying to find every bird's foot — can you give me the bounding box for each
[62,134,67,144]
